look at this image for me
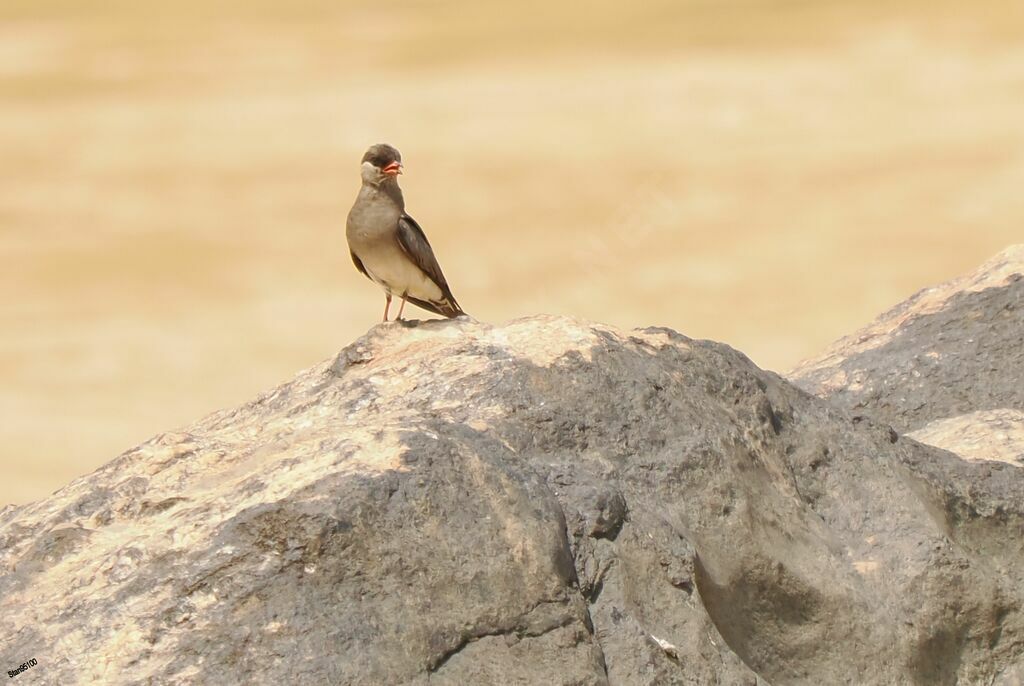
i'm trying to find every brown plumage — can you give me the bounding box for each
[346,144,465,321]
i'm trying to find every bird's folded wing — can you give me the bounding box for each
[395,214,461,309]
[350,251,370,279]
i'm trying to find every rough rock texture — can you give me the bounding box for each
[790,245,1024,435]
[783,247,1024,686]
[908,409,1024,468]
[3,252,1024,684]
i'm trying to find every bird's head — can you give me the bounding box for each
[361,143,403,186]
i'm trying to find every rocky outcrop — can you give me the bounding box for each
[907,409,1024,467]
[2,252,1024,685]
[789,245,1024,435]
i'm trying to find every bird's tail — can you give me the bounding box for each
[407,295,465,319]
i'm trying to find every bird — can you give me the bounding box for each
[346,143,465,322]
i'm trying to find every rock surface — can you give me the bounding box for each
[907,409,1024,468]
[2,253,1024,685]
[790,245,1024,472]
[790,245,1024,434]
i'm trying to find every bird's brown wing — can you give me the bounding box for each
[395,213,464,317]
[350,250,370,279]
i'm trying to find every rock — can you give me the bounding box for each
[789,245,1024,434]
[789,245,1024,474]
[908,409,1024,467]
[1,306,1023,684]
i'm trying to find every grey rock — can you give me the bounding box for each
[789,245,1024,434]
[1,305,1022,683]
[908,409,1024,467]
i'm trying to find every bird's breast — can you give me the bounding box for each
[354,239,444,302]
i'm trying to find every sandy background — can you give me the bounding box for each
[2,0,1023,505]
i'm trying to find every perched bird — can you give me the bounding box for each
[346,143,465,322]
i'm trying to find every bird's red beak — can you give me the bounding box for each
[382,161,403,176]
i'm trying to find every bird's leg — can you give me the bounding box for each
[397,294,408,320]
[382,293,392,322]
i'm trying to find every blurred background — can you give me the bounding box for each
[2,0,1023,505]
